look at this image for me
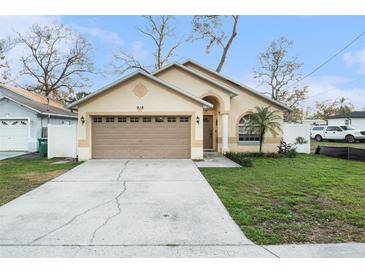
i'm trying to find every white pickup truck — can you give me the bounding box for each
[311,125,365,143]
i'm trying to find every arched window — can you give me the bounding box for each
[238,115,260,142]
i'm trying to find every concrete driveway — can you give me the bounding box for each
[0,151,27,160]
[0,159,274,257]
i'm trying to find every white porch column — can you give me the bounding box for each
[221,113,229,153]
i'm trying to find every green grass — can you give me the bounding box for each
[0,157,81,206]
[311,139,365,153]
[200,154,365,245]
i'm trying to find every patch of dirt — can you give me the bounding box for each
[15,170,66,185]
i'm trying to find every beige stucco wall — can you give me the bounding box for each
[156,66,231,112]
[227,92,284,153]
[76,74,204,160]
[183,62,285,153]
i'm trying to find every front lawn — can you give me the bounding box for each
[311,139,365,153]
[0,156,81,206]
[200,154,365,245]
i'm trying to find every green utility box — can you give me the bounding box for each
[38,138,48,157]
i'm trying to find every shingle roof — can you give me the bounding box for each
[328,111,365,119]
[180,59,291,111]
[0,86,77,118]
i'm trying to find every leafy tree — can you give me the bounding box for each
[313,97,354,119]
[245,106,282,153]
[113,16,181,74]
[254,37,308,122]
[190,15,239,72]
[16,24,94,101]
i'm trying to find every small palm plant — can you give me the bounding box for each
[245,106,283,153]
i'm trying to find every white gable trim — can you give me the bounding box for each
[181,59,291,111]
[153,62,239,97]
[67,70,213,109]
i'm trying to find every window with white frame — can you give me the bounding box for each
[143,117,152,123]
[167,117,176,122]
[179,117,189,122]
[118,117,127,123]
[238,115,260,142]
[130,117,139,123]
[105,117,115,123]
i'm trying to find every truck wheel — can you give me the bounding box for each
[315,135,322,142]
[346,135,355,143]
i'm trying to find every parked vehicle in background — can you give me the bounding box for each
[311,125,365,143]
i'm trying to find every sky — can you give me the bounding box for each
[1,15,365,111]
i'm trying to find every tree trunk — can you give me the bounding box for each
[259,128,265,153]
[216,16,239,73]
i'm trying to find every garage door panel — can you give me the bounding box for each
[0,119,28,151]
[92,139,190,146]
[92,116,191,159]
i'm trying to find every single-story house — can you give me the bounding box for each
[68,59,290,160]
[0,85,77,152]
[327,111,365,129]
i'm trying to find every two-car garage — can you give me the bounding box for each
[91,116,191,159]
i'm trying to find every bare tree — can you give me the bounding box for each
[254,37,308,121]
[113,16,181,74]
[16,24,94,101]
[190,15,239,72]
[0,38,12,84]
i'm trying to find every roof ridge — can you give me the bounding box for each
[67,69,213,109]
[180,59,291,111]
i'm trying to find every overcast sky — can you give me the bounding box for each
[1,15,365,111]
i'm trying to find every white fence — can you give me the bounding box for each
[47,124,77,159]
[283,122,311,154]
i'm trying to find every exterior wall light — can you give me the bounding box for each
[196,116,200,124]
[80,116,85,125]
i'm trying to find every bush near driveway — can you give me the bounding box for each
[0,157,81,206]
[200,154,365,245]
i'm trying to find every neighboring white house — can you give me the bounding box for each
[327,111,365,129]
[301,119,327,127]
[0,85,77,152]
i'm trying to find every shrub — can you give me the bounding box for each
[277,139,297,157]
[225,152,254,167]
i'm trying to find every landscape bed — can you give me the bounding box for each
[0,156,81,206]
[200,154,365,245]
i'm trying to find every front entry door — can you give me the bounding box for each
[203,115,213,149]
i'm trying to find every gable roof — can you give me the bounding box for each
[1,84,67,110]
[0,85,77,118]
[181,59,291,111]
[67,70,213,109]
[153,62,239,97]
[328,111,365,119]
[0,94,77,118]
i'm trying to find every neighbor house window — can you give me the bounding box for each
[167,117,176,123]
[143,117,152,123]
[118,117,127,123]
[238,115,260,143]
[93,117,102,123]
[105,117,115,123]
[179,117,189,122]
[130,117,139,123]
[155,117,164,123]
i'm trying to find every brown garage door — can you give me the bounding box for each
[92,116,191,159]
